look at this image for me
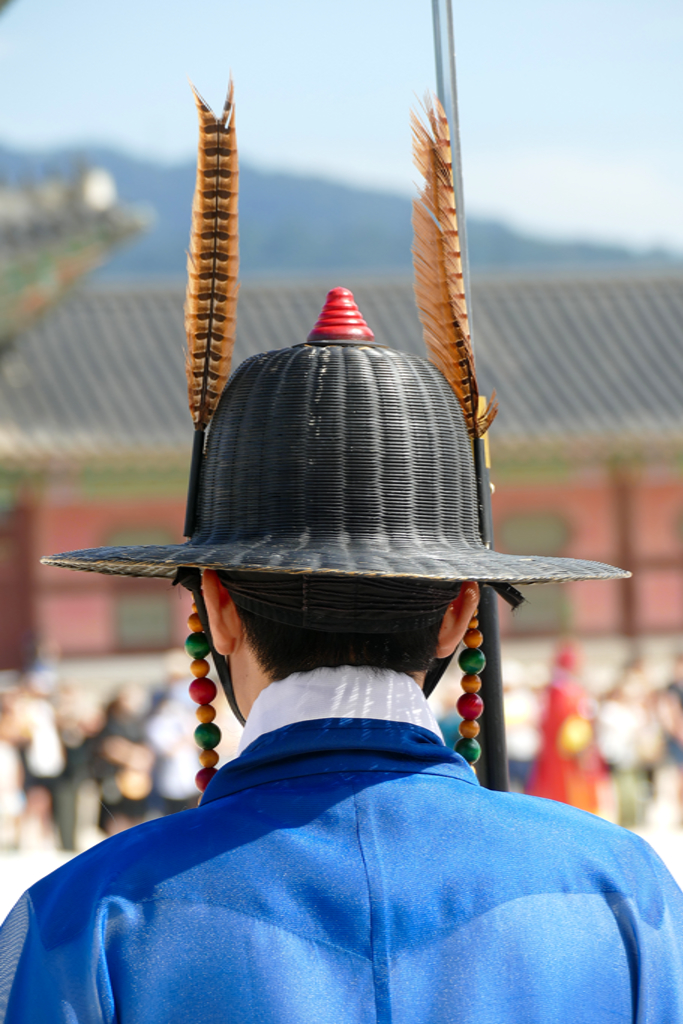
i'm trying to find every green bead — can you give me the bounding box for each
[194,722,221,750]
[185,632,210,659]
[455,737,481,763]
[458,647,486,675]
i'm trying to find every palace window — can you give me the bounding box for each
[499,513,571,634]
[115,595,173,650]
[106,527,175,547]
[107,527,175,649]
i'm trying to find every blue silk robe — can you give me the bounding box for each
[1,718,682,1022]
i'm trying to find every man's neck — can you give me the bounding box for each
[237,665,443,755]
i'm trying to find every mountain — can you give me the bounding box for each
[0,145,679,280]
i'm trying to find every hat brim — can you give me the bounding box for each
[41,538,629,584]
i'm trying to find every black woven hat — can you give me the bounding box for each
[43,333,626,587]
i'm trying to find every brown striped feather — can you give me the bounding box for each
[184,79,239,429]
[411,94,497,438]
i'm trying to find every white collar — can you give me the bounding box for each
[237,665,444,755]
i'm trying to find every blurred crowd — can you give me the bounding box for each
[0,657,240,852]
[3,644,683,851]
[440,643,683,830]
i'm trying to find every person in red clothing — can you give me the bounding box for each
[527,642,608,814]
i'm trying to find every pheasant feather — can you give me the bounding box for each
[185,79,239,429]
[411,94,497,438]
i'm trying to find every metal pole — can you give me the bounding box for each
[474,439,510,792]
[431,0,509,791]
[431,0,473,323]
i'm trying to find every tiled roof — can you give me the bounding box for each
[473,272,683,452]
[1,272,682,462]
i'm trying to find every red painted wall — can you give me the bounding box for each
[34,495,191,659]
[9,462,683,663]
[0,501,36,669]
[491,467,683,638]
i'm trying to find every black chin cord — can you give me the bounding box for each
[422,581,523,699]
[174,567,246,726]
[423,652,455,699]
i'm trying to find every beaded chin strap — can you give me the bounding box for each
[186,602,223,793]
[455,611,485,766]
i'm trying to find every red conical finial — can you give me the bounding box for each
[307,287,375,343]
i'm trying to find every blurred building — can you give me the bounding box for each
[0,273,681,667]
[0,167,144,354]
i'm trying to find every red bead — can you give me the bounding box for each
[457,692,484,721]
[189,678,217,704]
[195,766,217,792]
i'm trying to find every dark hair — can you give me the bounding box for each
[237,604,444,681]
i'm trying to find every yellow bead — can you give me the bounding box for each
[464,628,483,649]
[199,749,219,768]
[196,704,216,723]
[187,612,203,633]
[190,658,210,678]
[191,601,197,613]
[459,720,480,739]
[461,674,481,693]
[468,616,479,629]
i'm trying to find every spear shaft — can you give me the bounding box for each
[431,0,510,792]
[431,0,472,321]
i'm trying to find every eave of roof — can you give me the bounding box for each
[0,270,681,467]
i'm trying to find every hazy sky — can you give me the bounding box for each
[0,0,681,249]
